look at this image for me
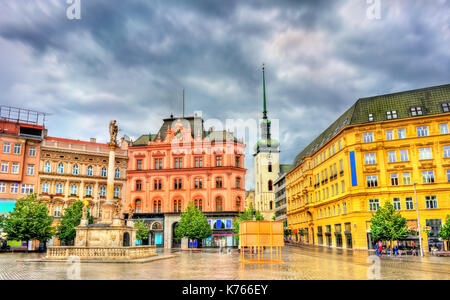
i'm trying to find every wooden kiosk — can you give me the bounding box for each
[239,221,284,263]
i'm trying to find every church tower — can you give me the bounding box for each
[253,65,280,220]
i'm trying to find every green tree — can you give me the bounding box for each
[175,202,212,247]
[232,203,264,240]
[56,200,84,245]
[370,201,409,247]
[439,215,450,251]
[2,194,53,251]
[135,219,150,242]
[284,227,293,238]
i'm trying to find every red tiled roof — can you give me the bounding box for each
[46,136,108,147]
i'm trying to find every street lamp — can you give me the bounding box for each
[413,183,424,257]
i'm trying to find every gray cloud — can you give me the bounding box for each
[1,0,449,189]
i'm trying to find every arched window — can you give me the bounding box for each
[268,161,272,172]
[153,200,161,213]
[152,222,162,230]
[236,177,241,189]
[101,167,107,177]
[214,220,225,229]
[115,168,120,178]
[136,180,142,191]
[135,199,142,213]
[87,166,93,176]
[268,180,273,191]
[72,164,79,175]
[236,197,241,210]
[57,163,64,174]
[194,199,203,211]
[216,196,223,212]
[44,162,51,173]
[173,199,182,212]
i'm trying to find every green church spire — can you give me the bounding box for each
[262,64,267,119]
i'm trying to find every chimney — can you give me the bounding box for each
[90,138,96,143]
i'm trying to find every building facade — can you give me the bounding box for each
[0,108,45,216]
[254,66,280,220]
[274,165,292,225]
[245,190,255,209]
[126,115,246,248]
[38,136,128,245]
[286,84,450,252]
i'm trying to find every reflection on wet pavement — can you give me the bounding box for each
[0,245,449,280]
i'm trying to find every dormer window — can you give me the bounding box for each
[410,106,423,116]
[386,110,398,120]
[442,102,450,113]
[368,114,374,122]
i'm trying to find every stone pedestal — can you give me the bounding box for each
[181,238,188,250]
[74,224,137,248]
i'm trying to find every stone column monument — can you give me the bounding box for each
[99,120,119,224]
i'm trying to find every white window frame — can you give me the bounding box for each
[363,132,374,143]
[400,150,409,162]
[405,197,414,210]
[402,173,411,185]
[13,143,21,154]
[27,164,34,176]
[393,198,401,210]
[44,162,51,173]
[364,153,376,165]
[29,146,36,157]
[443,146,450,158]
[417,126,429,137]
[422,171,435,184]
[425,196,437,209]
[419,147,433,160]
[386,130,394,140]
[398,128,406,139]
[441,124,449,135]
[388,151,397,163]
[369,199,380,211]
[11,162,19,174]
[42,183,49,194]
[3,142,10,153]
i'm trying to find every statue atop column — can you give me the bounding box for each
[109,120,118,147]
[113,201,122,219]
[128,204,134,220]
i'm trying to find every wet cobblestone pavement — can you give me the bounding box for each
[0,245,449,280]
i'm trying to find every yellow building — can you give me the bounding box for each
[286,84,450,252]
[245,190,255,209]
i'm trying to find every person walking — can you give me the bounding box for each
[374,243,379,256]
[378,241,383,257]
[393,245,398,258]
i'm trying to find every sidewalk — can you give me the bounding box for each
[286,242,450,266]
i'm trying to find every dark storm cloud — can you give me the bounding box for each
[0,0,449,188]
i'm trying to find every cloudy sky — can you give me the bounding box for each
[1,0,449,189]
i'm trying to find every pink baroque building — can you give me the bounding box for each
[126,115,246,248]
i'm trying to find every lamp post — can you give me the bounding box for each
[413,183,424,257]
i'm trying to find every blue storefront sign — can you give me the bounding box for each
[216,220,222,228]
[0,200,15,214]
[226,219,232,229]
[155,233,162,245]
